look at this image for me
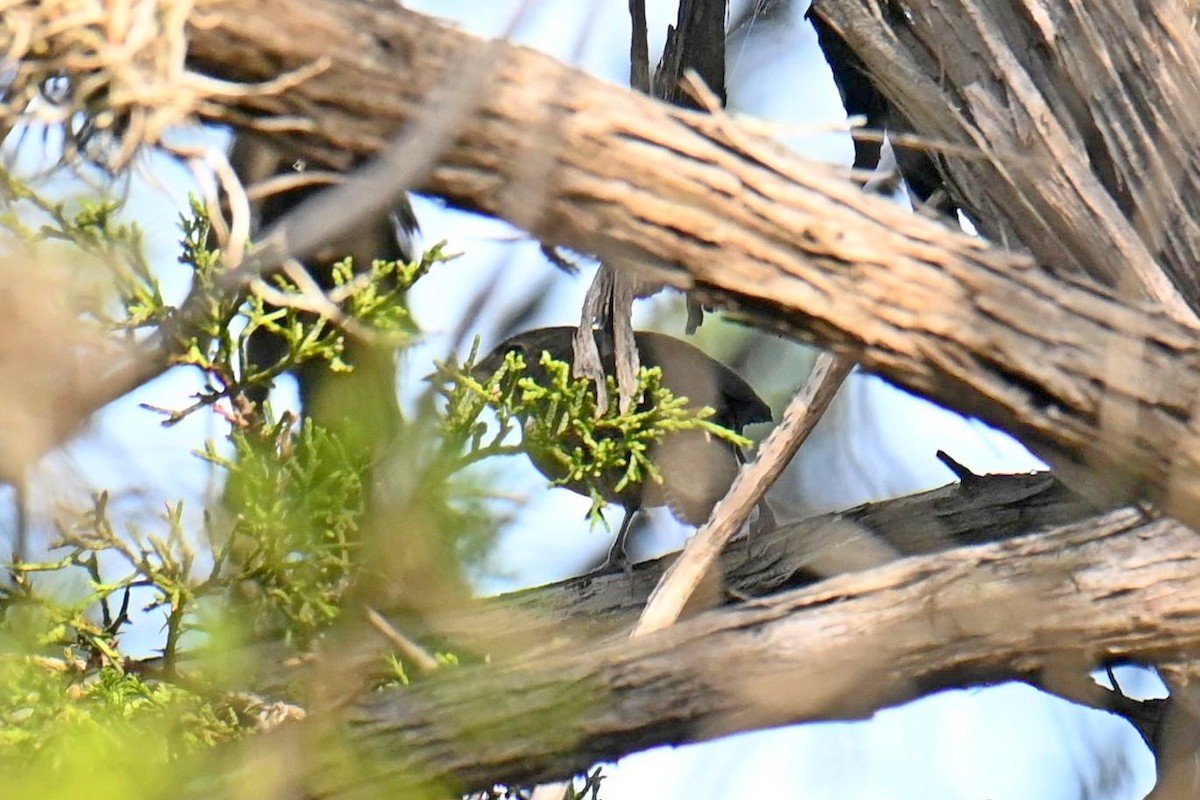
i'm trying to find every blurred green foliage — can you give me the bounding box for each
[0,165,730,797]
[0,172,497,796]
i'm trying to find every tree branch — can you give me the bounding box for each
[408,471,1099,660]
[189,472,1110,795]
[13,2,1200,531]
[178,0,1200,531]
[9,3,1199,793]
[810,0,1200,320]
[305,499,1193,794]
[634,352,854,635]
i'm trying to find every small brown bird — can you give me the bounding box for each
[473,326,770,572]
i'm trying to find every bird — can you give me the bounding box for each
[472,326,771,572]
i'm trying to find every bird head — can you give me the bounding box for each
[470,327,576,387]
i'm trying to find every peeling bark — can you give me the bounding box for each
[327,501,1190,794]
[11,2,1200,792]
[809,0,1200,319]
[179,0,1200,532]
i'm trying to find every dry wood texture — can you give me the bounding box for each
[811,0,1200,317]
[219,472,1111,795]
[406,472,1097,659]
[9,1,1200,792]
[340,499,1189,793]
[180,0,1200,528]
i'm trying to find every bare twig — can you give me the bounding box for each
[164,140,251,267]
[635,352,855,635]
[227,62,494,291]
[216,0,543,290]
[365,607,440,675]
[936,450,981,482]
[7,0,527,463]
[629,0,650,93]
[244,169,345,202]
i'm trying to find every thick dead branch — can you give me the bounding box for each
[809,0,1200,320]
[10,3,1200,794]
[653,0,727,109]
[189,474,1104,796]
[287,501,1200,795]
[412,472,1098,659]
[11,2,1200,529]
[179,0,1200,532]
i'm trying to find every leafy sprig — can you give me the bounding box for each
[441,342,751,521]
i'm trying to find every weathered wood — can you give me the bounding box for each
[206,472,1107,794]
[326,502,1193,794]
[9,2,1200,793]
[653,0,728,109]
[413,472,1096,658]
[810,0,1200,319]
[11,2,1200,528]
[180,0,1200,531]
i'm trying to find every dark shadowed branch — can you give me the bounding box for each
[265,486,1186,795]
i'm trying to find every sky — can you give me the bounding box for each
[6,1,1163,798]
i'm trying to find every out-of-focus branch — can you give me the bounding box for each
[413,472,1097,658]
[181,471,1106,792]
[291,501,1194,795]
